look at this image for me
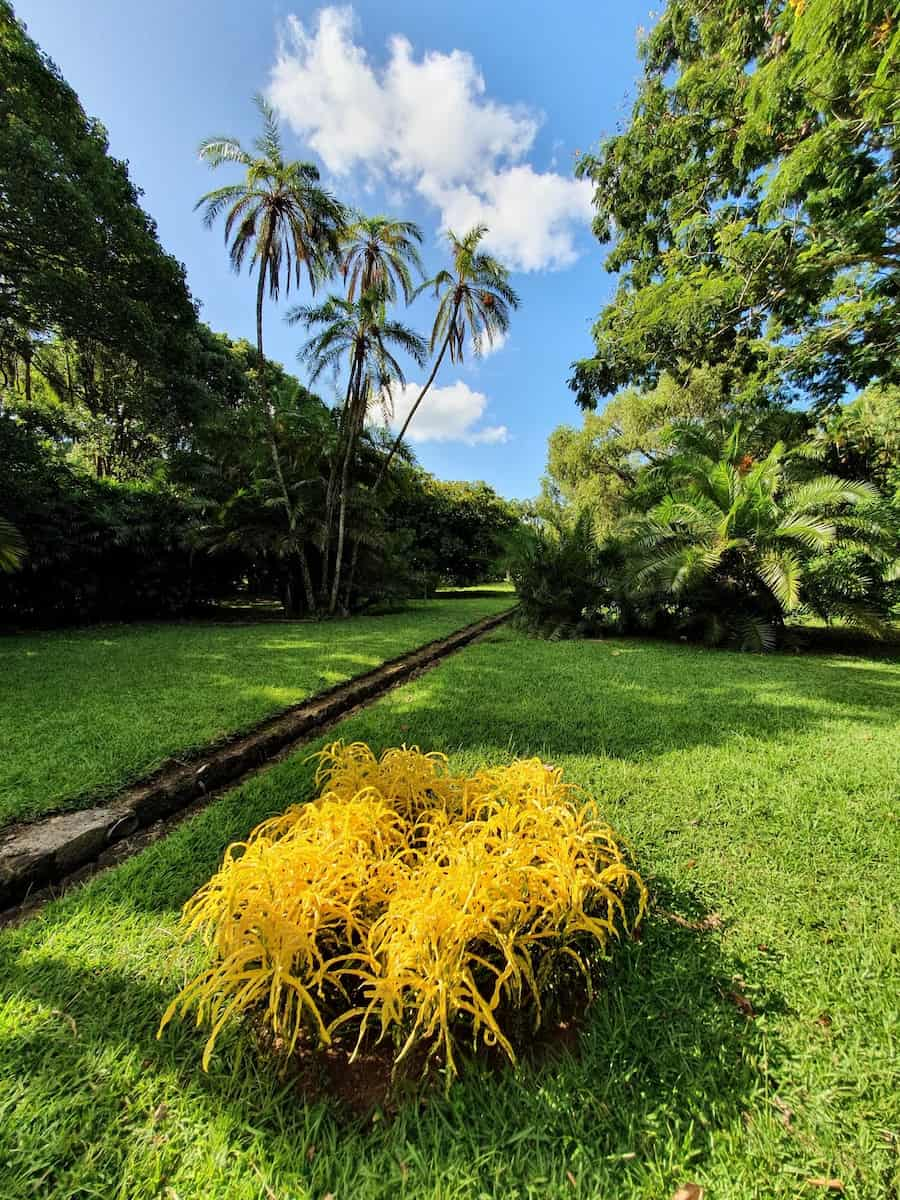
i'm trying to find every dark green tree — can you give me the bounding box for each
[0,2,198,378]
[571,0,900,412]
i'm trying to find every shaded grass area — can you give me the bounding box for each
[1,630,899,1198]
[0,595,513,827]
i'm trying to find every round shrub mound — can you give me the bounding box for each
[160,742,646,1078]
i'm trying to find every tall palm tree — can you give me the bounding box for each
[341,215,424,305]
[196,96,346,614]
[293,289,426,613]
[622,425,889,647]
[376,225,519,483]
[196,95,346,404]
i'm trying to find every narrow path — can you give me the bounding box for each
[0,608,514,916]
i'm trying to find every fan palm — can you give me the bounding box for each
[0,516,25,573]
[376,225,519,482]
[622,426,887,647]
[341,215,424,305]
[292,289,426,613]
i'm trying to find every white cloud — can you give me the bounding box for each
[468,328,508,359]
[269,7,593,272]
[386,380,509,445]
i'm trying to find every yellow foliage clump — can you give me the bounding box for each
[159,742,646,1077]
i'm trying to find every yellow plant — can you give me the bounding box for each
[159,742,646,1078]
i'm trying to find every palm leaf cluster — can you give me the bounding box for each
[622,426,892,645]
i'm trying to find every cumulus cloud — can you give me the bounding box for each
[468,328,508,359]
[386,380,509,445]
[269,7,593,271]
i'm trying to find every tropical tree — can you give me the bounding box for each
[376,225,519,481]
[0,515,25,573]
[294,289,426,613]
[196,95,346,403]
[341,215,424,305]
[570,0,900,412]
[622,425,892,647]
[196,95,346,615]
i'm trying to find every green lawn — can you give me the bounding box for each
[0,595,513,827]
[2,629,898,1198]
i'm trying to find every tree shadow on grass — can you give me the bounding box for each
[303,634,900,777]
[0,877,784,1198]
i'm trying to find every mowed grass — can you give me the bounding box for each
[0,595,513,827]
[2,630,899,1199]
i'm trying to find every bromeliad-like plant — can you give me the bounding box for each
[159,742,645,1080]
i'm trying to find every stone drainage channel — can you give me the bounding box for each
[0,608,514,922]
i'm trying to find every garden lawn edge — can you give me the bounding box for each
[0,608,514,911]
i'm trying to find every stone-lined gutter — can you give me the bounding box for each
[0,608,514,914]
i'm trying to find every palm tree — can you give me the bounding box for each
[341,215,424,305]
[376,225,519,483]
[196,98,345,609]
[0,516,25,573]
[293,289,426,613]
[196,95,346,403]
[622,425,889,647]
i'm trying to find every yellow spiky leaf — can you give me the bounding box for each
[159,742,647,1079]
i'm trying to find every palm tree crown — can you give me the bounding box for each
[341,215,424,306]
[376,225,519,480]
[622,424,887,642]
[424,224,519,361]
[196,95,347,390]
[295,290,426,428]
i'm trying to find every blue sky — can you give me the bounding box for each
[17,1,652,499]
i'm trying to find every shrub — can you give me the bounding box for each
[160,742,645,1080]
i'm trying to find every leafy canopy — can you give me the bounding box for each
[571,0,900,411]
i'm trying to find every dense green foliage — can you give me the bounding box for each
[391,477,520,588]
[0,3,198,400]
[0,16,521,624]
[529,0,900,648]
[525,401,899,646]
[1,629,897,1197]
[571,0,900,409]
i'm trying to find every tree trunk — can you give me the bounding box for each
[255,227,271,408]
[329,421,357,615]
[298,545,316,613]
[374,310,456,489]
[342,538,360,613]
[23,348,32,406]
[283,576,297,618]
[320,368,356,606]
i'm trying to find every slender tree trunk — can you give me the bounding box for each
[340,313,458,607]
[23,348,32,407]
[255,229,271,408]
[374,313,456,489]
[343,539,360,613]
[283,576,297,618]
[255,223,308,617]
[329,426,357,615]
[320,368,356,605]
[298,545,316,613]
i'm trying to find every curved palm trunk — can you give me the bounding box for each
[329,421,357,615]
[341,308,458,608]
[374,315,456,489]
